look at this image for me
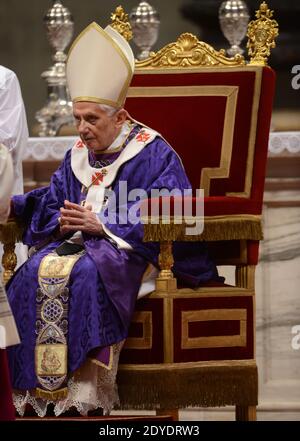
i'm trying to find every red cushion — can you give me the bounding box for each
[140,195,262,217]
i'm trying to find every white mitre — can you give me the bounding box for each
[66,22,135,108]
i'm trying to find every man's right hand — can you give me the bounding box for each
[58,200,104,236]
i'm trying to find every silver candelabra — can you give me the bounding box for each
[35,1,74,137]
[129,1,160,60]
[219,0,250,57]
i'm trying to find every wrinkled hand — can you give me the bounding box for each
[59,200,104,236]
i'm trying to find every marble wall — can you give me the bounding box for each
[255,193,300,413]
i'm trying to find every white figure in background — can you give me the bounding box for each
[0,66,29,267]
[0,143,20,421]
[0,144,20,349]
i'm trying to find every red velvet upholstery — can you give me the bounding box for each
[121,297,164,364]
[0,350,15,420]
[127,66,275,266]
[126,67,275,200]
[140,196,262,217]
[173,295,254,362]
[120,291,253,365]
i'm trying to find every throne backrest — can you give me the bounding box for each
[125,45,275,209]
[123,28,276,267]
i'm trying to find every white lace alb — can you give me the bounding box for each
[13,341,124,417]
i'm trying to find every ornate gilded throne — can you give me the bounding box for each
[0,2,278,421]
[113,2,278,421]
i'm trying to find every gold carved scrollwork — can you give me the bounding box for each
[1,243,17,284]
[136,33,245,68]
[247,1,279,66]
[110,5,132,42]
[0,220,22,283]
[158,241,174,279]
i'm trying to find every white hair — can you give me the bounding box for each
[98,103,121,116]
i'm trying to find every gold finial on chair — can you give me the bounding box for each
[247,1,279,66]
[110,5,133,42]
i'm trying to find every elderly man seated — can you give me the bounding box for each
[6,22,221,417]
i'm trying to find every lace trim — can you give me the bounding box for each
[13,341,124,417]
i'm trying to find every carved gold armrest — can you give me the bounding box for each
[142,216,262,292]
[0,220,23,284]
[143,223,183,292]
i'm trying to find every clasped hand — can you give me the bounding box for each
[59,200,104,236]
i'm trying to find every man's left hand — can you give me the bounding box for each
[59,200,104,236]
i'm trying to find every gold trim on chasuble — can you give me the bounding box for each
[89,348,114,369]
[35,252,83,400]
[128,66,263,197]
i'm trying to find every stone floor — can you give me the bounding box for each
[110,407,300,421]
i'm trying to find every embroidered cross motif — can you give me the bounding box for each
[136,131,151,143]
[91,172,104,185]
[76,139,85,148]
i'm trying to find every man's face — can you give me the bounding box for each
[73,102,123,151]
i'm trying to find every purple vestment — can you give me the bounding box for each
[7,130,220,390]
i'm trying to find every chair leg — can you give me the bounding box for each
[156,408,179,421]
[235,405,256,421]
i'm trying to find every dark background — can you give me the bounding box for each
[0,0,298,134]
